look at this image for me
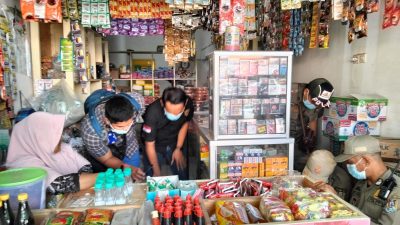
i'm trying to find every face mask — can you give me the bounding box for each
[109,122,132,135]
[164,109,183,121]
[346,159,367,180]
[303,99,317,110]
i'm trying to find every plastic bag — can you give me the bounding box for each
[215,201,250,225]
[31,80,84,127]
[259,195,294,222]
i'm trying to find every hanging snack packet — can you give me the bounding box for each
[45,0,62,23]
[20,0,35,21]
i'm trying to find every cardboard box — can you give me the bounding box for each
[329,94,388,121]
[322,116,381,141]
[378,138,400,160]
[110,69,119,79]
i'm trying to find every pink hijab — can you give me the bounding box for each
[6,112,90,187]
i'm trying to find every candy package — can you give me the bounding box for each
[84,209,113,224]
[46,211,83,225]
[259,195,294,222]
[245,203,265,223]
[215,201,250,224]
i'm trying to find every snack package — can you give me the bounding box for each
[46,211,83,225]
[215,201,250,224]
[45,0,62,23]
[84,209,113,224]
[20,0,35,21]
[259,195,294,222]
[245,203,265,223]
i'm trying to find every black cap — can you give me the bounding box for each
[306,78,334,108]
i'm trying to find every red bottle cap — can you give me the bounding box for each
[155,202,162,211]
[193,197,200,205]
[196,209,204,217]
[174,206,183,212]
[175,198,183,205]
[186,194,192,202]
[167,205,174,213]
[165,195,171,202]
[165,202,172,208]
[174,201,183,207]
[175,209,183,218]
[184,208,192,216]
[194,205,201,212]
[173,195,181,201]
[163,210,172,219]
[166,198,174,205]
[185,203,193,210]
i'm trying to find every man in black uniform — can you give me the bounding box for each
[142,87,194,179]
[290,78,334,171]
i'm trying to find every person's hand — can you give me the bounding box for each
[312,181,337,194]
[129,166,145,181]
[171,148,186,171]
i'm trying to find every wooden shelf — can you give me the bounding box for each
[155,78,174,80]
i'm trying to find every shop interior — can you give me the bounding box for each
[0,0,399,225]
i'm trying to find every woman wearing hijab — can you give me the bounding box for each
[6,112,97,194]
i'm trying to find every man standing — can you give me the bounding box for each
[334,135,400,225]
[142,87,194,180]
[81,92,145,181]
[290,78,334,171]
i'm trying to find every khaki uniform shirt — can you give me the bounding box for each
[329,165,354,202]
[350,169,400,225]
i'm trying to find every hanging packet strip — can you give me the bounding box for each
[60,38,74,72]
[281,0,301,10]
[308,2,319,49]
[383,0,400,29]
[318,0,331,48]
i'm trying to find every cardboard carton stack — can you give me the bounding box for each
[322,94,388,141]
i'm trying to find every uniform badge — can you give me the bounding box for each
[184,109,190,117]
[385,198,399,213]
[143,124,152,133]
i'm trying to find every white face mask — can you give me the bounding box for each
[109,122,133,135]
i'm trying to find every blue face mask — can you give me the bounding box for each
[346,159,367,180]
[164,109,183,121]
[303,99,317,110]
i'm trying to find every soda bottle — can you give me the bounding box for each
[0,193,15,225]
[15,193,35,225]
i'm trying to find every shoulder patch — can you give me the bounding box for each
[184,109,190,117]
[385,198,399,213]
[143,124,152,134]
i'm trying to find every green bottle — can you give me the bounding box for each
[15,193,34,225]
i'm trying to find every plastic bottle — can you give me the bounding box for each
[151,211,161,225]
[105,182,115,206]
[0,201,7,225]
[15,193,35,225]
[183,208,192,225]
[158,205,165,225]
[174,209,183,225]
[96,172,106,184]
[194,208,205,225]
[106,168,114,175]
[0,193,14,225]
[162,210,172,225]
[115,180,126,205]
[115,168,123,175]
[94,182,105,206]
[123,167,133,195]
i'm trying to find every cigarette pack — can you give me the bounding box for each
[275,117,285,134]
[279,57,288,75]
[258,77,269,95]
[256,120,267,134]
[220,59,229,78]
[228,78,238,96]
[258,59,269,75]
[220,99,231,118]
[220,79,229,96]
[228,119,237,135]
[269,58,280,75]
[246,119,257,134]
[266,119,276,134]
[239,60,250,77]
[238,79,248,95]
[247,80,258,96]
[230,99,243,117]
[219,119,228,135]
[243,99,254,119]
[249,60,258,76]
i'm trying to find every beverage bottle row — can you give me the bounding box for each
[0,193,34,225]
